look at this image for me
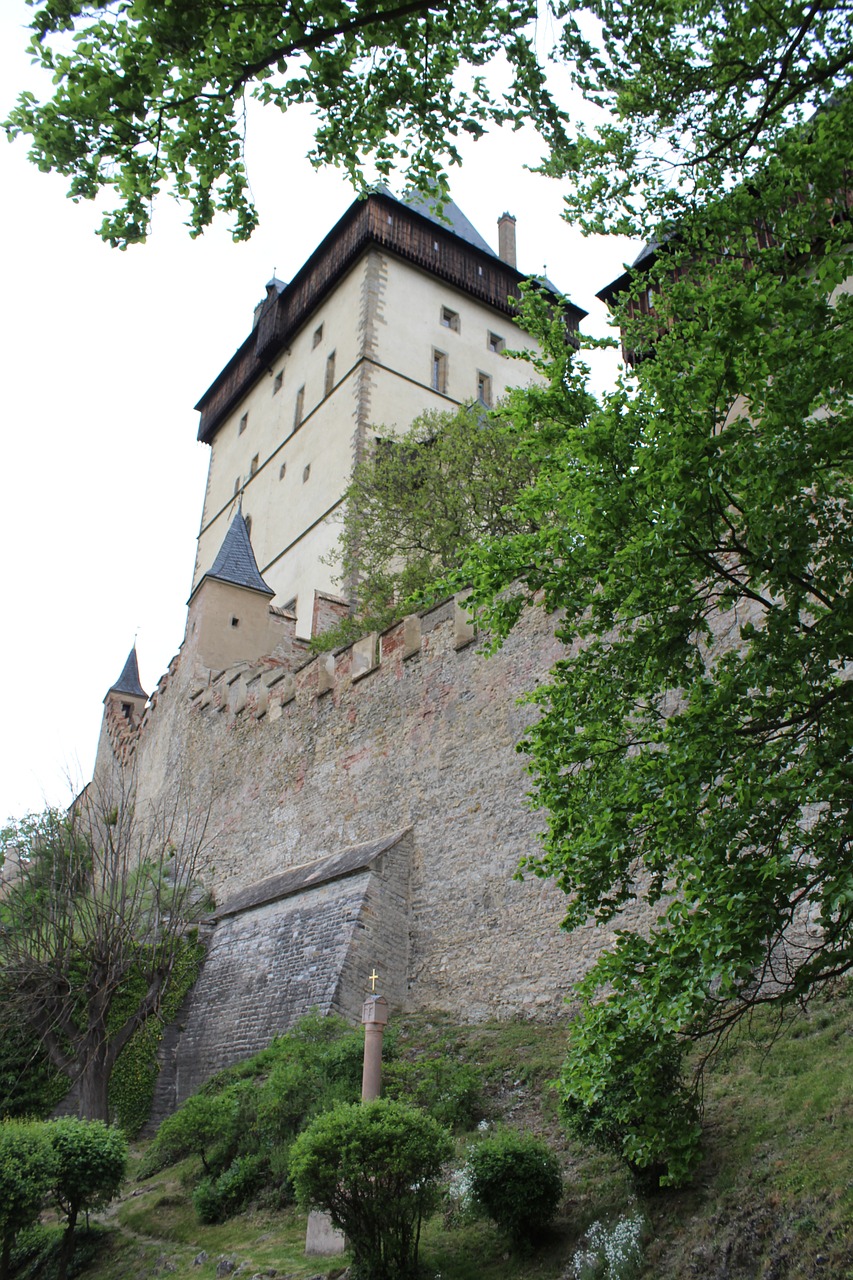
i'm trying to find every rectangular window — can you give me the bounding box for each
[477,372,493,406]
[250,453,259,477]
[431,349,447,394]
[273,369,283,394]
[238,412,248,434]
[487,331,505,354]
[324,351,336,397]
[440,306,460,331]
[233,477,240,496]
[294,386,305,428]
[312,324,323,348]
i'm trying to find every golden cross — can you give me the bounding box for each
[368,969,379,993]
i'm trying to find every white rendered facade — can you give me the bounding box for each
[193,193,585,638]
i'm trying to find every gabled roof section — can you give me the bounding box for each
[385,186,497,257]
[196,509,274,598]
[108,647,147,701]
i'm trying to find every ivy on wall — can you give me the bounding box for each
[0,935,205,1133]
[108,936,207,1135]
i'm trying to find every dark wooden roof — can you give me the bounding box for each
[195,191,588,444]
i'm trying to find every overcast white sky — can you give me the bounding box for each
[0,1,639,823]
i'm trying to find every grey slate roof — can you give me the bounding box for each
[379,184,498,258]
[202,509,274,597]
[212,829,412,919]
[109,647,147,700]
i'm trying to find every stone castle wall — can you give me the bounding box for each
[122,596,642,1092]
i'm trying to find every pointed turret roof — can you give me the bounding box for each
[198,509,275,598]
[108,646,147,700]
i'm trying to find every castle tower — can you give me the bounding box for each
[92,645,149,780]
[191,189,587,638]
[185,506,297,671]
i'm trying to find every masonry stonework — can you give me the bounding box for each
[111,592,647,1104]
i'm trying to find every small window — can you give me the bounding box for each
[238,412,248,435]
[120,701,132,718]
[646,288,655,311]
[244,514,252,537]
[250,453,259,477]
[487,331,505,354]
[233,477,240,496]
[440,306,460,332]
[303,464,311,483]
[230,616,240,628]
[294,386,305,428]
[312,324,323,348]
[477,372,493,407]
[387,214,394,225]
[279,462,286,480]
[273,369,284,394]
[431,349,447,394]
[324,351,336,397]
[433,240,439,252]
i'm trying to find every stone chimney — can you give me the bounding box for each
[497,213,517,268]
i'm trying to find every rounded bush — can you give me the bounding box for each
[289,1098,452,1280]
[467,1128,563,1245]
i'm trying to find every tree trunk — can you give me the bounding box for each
[77,1040,112,1122]
[56,1208,78,1280]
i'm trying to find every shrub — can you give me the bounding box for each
[559,1023,701,1190]
[0,1120,56,1280]
[466,1128,563,1246]
[140,1087,245,1178]
[289,1099,453,1280]
[46,1118,127,1280]
[383,1058,483,1130]
[192,1153,266,1223]
[191,1176,222,1225]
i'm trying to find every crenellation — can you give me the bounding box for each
[351,632,379,681]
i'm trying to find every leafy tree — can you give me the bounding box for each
[3,0,569,247]
[6,0,850,247]
[319,401,556,648]
[460,99,853,1181]
[46,1118,127,1280]
[0,1121,56,1280]
[0,777,213,1123]
[466,1128,563,1245]
[289,1098,452,1280]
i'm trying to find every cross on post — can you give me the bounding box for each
[361,966,389,1101]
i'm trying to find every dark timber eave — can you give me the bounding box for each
[195,191,588,445]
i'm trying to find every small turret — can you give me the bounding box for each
[186,509,291,670]
[93,644,149,780]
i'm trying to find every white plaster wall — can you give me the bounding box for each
[192,248,548,636]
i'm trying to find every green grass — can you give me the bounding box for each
[28,985,853,1280]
